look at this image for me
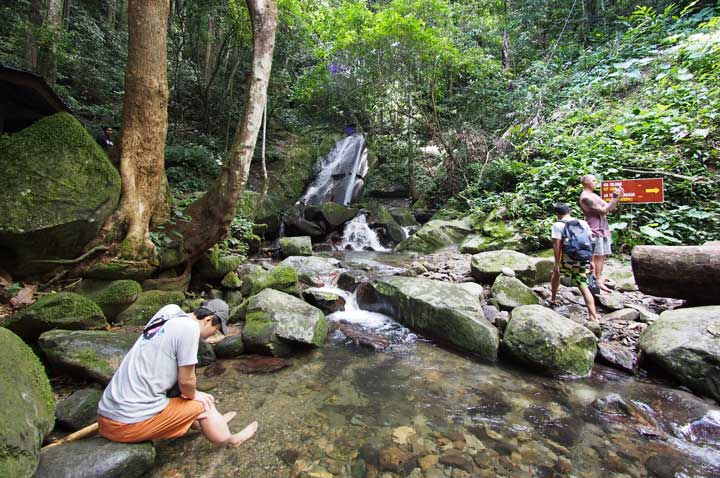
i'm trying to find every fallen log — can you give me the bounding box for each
[631,244,720,305]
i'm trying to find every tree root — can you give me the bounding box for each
[30,246,110,265]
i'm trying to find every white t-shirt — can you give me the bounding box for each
[551,218,593,263]
[97,305,200,423]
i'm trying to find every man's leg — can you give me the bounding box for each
[197,403,258,447]
[579,284,599,322]
[592,254,610,292]
[550,266,561,304]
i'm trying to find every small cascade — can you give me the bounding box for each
[299,134,368,206]
[339,214,389,251]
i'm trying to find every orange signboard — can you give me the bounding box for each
[601,178,664,204]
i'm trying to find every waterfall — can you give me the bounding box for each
[339,214,389,251]
[299,134,368,206]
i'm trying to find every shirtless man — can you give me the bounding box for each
[97,299,257,447]
[579,174,624,292]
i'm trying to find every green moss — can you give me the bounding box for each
[74,349,113,376]
[312,316,329,346]
[115,290,185,325]
[242,311,276,344]
[241,265,299,297]
[221,271,243,289]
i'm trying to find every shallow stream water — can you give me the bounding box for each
[149,252,720,478]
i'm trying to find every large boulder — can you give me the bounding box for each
[0,328,55,478]
[503,305,598,377]
[372,205,406,244]
[0,113,121,277]
[388,207,419,228]
[491,275,541,310]
[193,252,244,282]
[38,329,137,384]
[240,264,299,297]
[213,334,245,358]
[470,250,538,284]
[302,288,346,314]
[356,276,499,361]
[395,219,473,254]
[35,437,155,478]
[55,388,103,431]
[309,202,359,228]
[638,306,720,402]
[279,236,313,258]
[75,279,142,321]
[115,290,185,325]
[280,256,341,286]
[3,292,108,342]
[242,288,328,356]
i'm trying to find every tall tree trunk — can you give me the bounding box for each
[107,0,117,29]
[25,0,44,71]
[502,30,511,71]
[204,16,215,84]
[36,0,64,84]
[98,0,171,260]
[172,0,277,262]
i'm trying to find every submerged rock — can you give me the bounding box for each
[639,306,720,402]
[4,292,108,341]
[0,328,55,478]
[55,388,103,431]
[503,304,598,377]
[242,288,328,356]
[395,219,473,254]
[597,343,638,374]
[233,355,292,374]
[35,437,155,478]
[38,329,137,384]
[279,236,313,257]
[357,276,499,361]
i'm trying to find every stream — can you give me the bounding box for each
[149,251,720,478]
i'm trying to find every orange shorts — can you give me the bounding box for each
[98,397,205,442]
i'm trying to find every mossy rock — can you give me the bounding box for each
[115,290,185,325]
[503,305,597,377]
[389,207,419,227]
[76,279,142,321]
[491,275,541,311]
[56,388,103,431]
[372,205,406,243]
[4,292,108,342]
[193,251,244,282]
[302,288,346,314]
[395,219,473,254]
[318,202,358,228]
[221,271,243,289]
[83,258,158,282]
[197,341,216,367]
[0,113,121,277]
[0,328,55,478]
[279,256,340,286]
[38,329,137,384]
[214,334,245,359]
[240,264,299,297]
[470,250,537,285]
[279,236,313,258]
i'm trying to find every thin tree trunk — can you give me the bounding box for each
[107,0,117,28]
[204,16,215,84]
[252,102,269,220]
[502,30,510,70]
[36,0,64,85]
[25,0,44,71]
[172,0,277,262]
[96,0,171,260]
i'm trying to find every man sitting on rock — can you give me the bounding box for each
[549,202,600,322]
[97,299,258,447]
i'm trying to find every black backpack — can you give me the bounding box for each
[561,220,593,263]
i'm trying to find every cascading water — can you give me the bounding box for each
[339,214,389,251]
[298,134,368,206]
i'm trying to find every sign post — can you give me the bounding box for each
[601,178,664,204]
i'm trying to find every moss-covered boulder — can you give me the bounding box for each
[0,328,55,478]
[240,264,299,297]
[470,250,538,285]
[280,256,340,286]
[279,236,313,258]
[372,205,406,244]
[389,207,419,228]
[4,292,108,342]
[638,306,720,402]
[38,329,137,384]
[318,202,359,228]
[115,290,185,325]
[503,305,598,377]
[55,388,103,431]
[213,334,245,358]
[76,279,142,321]
[395,219,473,254]
[491,275,541,310]
[356,276,499,361]
[242,288,328,356]
[193,250,244,282]
[35,437,155,478]
[83,258,158,282]
[221,271,243,289]
[0,113,121,277]
[302,288,346,314]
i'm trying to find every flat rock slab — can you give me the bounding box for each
[491,275,541,310]
[35,437,155,478]
[471,250,539,285]
[38,329,137,384]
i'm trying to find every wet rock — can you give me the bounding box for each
[491,275,541,310]
[302,288,346,314]
[277,448,301,466]
[371,204,406,244]
[440,452,474,472]
[591,393,666,438]
[193,253,243,282]
[389,207,419,228]
[597,343,638,374]
[596,292,625,311]
[357,276,499,361]
[280,256,341,286]
[504,305,598,377]
[4,292,108,342]
[38,329,136,384]
[55,388,102,431]
[625,302,659,322]
[395,219,474,254]
[242,288,328,356]
[75,279,142,321]
[213,334,245,358]
[330,322,390,351]
[419,454,440,470]
[482,305,501,326]
[639,306,720,402]
[0,328,55,477]
[316,202,359,228]
[279,236,313,258]
[378,446,413,473]
[221,271,243,289]
[35,437,155,478]
[392,426,416,445]
[470,250,539,285]
[603,308,640,322]
[240,264,299,297]
[115,290,185,325]
[337,270,367,292]
[233,355,292,374]
[607,269,638,292]
[197,340,216,366]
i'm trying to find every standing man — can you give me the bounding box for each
[549,202,599,322]
[97,299,258,447]
[579,174,624,292]
[95,126,114,152]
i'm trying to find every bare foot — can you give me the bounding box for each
[227,421,258,448]
[599,283,613,293]
[223,411,237,424]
